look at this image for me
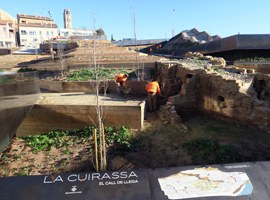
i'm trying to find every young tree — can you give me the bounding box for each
[96,28,105,36]
[130,2,143,81]
[86,16,108,171]
[57,41,65,79]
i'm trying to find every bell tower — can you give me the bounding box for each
[64,9,72,29]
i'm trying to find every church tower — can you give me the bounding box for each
[64,9,72,29]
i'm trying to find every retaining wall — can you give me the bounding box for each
[40,80,148,96]
[17,93,146,136]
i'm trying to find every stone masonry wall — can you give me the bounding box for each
[156,60,270,131]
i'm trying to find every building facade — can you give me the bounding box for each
[64,9,72,29]
[59,28,95,39]
[0,9,16,48]
[17,14,58,48]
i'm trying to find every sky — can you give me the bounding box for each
[1,0,270,40]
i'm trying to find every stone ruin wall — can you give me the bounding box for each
[156,61,270,131]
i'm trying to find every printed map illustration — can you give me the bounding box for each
[158,167,253,199]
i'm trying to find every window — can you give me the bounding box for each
[46,31,49,36]
[3,27,7,37]
[29,31,36,36]
[39,31,42,36]
[21,30,27,35]
[0,42,3,47]
[51,31,53,36]
[33,38,38,42]
[5,42,11,48]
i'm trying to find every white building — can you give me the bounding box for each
[17,14,58,48]
[59,28,96,39]
[0,9,16,48]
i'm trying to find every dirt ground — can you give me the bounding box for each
[1,112,270,177]
[0,54,49,69]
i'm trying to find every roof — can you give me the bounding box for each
[0,9,16,21]
[176,34,270,55]
[17,14,52,21]
[113,39,167,46]
[18,23,58,28]
[0,20,14,25]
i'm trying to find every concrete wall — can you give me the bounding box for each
[30,62,156,71]
[0,48,11,55]
[17,99,145,136]
[40,80,149,96]
[40,42,78,52]
[234,61,270,74]
[0,72,40,151]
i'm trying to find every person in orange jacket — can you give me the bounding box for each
[145,79,162,112]
[114,73,128,95]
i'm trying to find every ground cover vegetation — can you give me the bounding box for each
[66,68,132,81]
[1,114,269,177]
[238,57,270,62]
[17,67,134,81]
[0,126,132,176]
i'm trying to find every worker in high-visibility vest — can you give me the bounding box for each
[145,79,162,112]
[114,73,128,95]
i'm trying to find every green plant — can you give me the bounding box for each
[182,138,241,164]
[189,59,208,66]
[17,166,31,176]
[21,128,93,153]
[96,28,105,36]
[67,68,132,81]
[238,57,270,62]
[212,65,221,72]
[106,126,132,149]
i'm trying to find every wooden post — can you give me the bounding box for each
[94,128,99,172]
[102,123,107,170]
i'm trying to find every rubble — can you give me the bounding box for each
[158,98,189,133]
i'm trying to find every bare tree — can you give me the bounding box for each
[130,2,143,81]
[57,41,65,79]
[49,41,55,61]
[85,15,108,171]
